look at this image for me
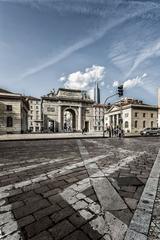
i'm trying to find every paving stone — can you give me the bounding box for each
[79,209,94,220]
[73,200,88,210]
[1,231,22,240]
[43,188,61,198]
[124,198,138,210]
[69,212,87,227]
[51,206,75,223]
[34,185,50,194]
[0,212,13,225]
[129,209,151,235]
[109,209,133,226]
[133,186,144,200]
[18,215,35,228]
[63,230,90,240]
[91,177,127,211]
[124,229,147,240]
[1,221,18,236]
[34,203,60,220]
[13,199,50,219]
[49,219,75,240]
[29,231,53,240]
[116,177,143,186]
[25,216,52,238]
[81,222,102,240]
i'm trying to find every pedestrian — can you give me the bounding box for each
[111,127,114,138]
[108,126,111,138]
[118,127,122,138]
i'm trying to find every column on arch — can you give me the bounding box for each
[78,106,82,131]
[58,105,62,132]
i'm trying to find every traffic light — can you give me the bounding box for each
[118,85,123,97]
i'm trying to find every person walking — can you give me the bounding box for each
[118,127,122,138]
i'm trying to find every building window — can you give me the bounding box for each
[135,120,138,128]
[36,106,39,109]
[36,111,39,114]
[125,113,129,117]
[30,106,33,109]
[6,105,12,111]
[151,121,154,128]
[31,116,32,120]
[151,113,153,118]
[143,121,146,128]
[7,116,13,127]
[125,121,129,128]
[143,113,146,117]
[135,112,138,117]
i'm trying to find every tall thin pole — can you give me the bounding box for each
[103,93,118,137]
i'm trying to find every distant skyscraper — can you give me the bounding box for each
[94,82,100,104]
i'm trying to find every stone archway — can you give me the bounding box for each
[63,108,77,132]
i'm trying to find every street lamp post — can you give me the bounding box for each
[102,93,118,137]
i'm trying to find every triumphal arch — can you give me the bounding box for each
[42,88,94,132]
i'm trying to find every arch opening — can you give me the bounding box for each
[63,108,76,132]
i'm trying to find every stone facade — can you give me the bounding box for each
[41,89,94,132]
[27,97,42,132]
[0,89,29,134]
[93,104,110,132]
[105,98,158,134]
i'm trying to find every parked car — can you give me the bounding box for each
[140,128,160,136]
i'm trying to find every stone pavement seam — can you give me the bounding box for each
[76,139,128,240]
[124,149,160,240]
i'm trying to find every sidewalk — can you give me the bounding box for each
[0,132,141,141]
[148,177,160,239]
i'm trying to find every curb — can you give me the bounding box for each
[0,135,157,142]
[124,149,160,240]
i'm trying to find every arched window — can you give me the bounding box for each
[125,121,129,128]
[143,121,146,128]
[135,120,138,128]
[7,116,13,127]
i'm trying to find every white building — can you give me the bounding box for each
[27,96,42,132]
[105,98,158,134]
[0,88,29,134]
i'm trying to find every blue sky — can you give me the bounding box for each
[0,0,160,104]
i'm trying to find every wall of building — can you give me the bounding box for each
[28,99,42,132]
[131,108,157,133]
[0,99,22,134]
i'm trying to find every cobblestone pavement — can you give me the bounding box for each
[0,137,159,240]
[148,177,160,240]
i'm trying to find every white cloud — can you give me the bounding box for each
[112,81,119,87]
[63,65,105,90]
[113,73,147,89]
[127,39,160,77]
[59,76,66,82]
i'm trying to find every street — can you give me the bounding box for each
[0,137,160,240]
